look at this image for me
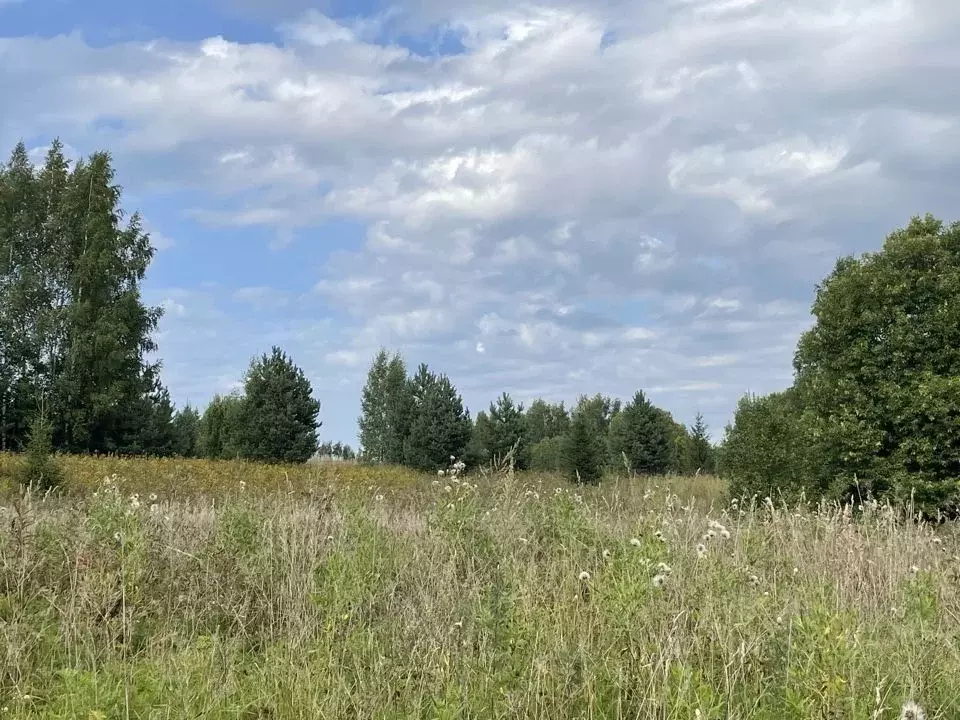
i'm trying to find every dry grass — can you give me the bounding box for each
[0,457,957,718]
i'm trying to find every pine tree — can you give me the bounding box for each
[524,398,570,446]
[402,364,471,471]
[237,347,321,464]
[358,349,389,463]
[563,410,603,484]
[487,392,527,469]
[608,391,672,475]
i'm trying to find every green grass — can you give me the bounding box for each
[0,461,955,718]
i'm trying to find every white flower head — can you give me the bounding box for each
[652,573,668,588]
[578,570,591,582]
[602,549,612,560]
[656,562,672,575]
[696,543,707,559]
[629,537,642,547]
[899,700,926,720]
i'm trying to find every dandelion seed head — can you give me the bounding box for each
[578,570,591,582]
[696,543,707,559]
[602,549,612,560]
[630,537,642,547]
[749,574,760,586]
[652,573,668,588]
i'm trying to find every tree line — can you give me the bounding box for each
[357,348,716,481]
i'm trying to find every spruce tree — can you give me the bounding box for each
[687,412,715,474]
[237,347,321,464]
[608,391,672,475]
[563,410,603,484]
[15,411,63,491]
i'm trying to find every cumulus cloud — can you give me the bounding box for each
[2,0,958,440]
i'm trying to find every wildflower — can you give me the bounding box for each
[776,616,783,625]
[654,530,664,542]
[446,503,455,510]
[656,562,672,575]
[602,549,612,560]
[148,493,158,503]
[630,537,642,547]
[128,494,141,510]
[910,565,920,575]
[720,528,731,539]
[453,620,463,629]
[578,570,591,582]
[239,480,247,491]
[793,567,799,575]
[696,543,707,559]
[444,485,452,493]
[704,529,717,540]
[113,532,122,543]
[749,574,760,586]
[438,469,445,477]
[652,573,668,588]
[899,700,926,720]
[450,455,456,462]
[149,503,159,514]
[326,535,335,542]
[932,537,943,545]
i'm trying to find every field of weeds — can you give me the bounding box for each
[0,458,957,719]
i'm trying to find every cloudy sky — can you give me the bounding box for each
[2,0,957,445]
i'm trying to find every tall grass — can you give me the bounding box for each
[0,460,955,718]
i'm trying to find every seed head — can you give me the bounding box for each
[899,700,926,720]
[578,570,591,582]
[630,537,642,547]
[696,543,707,559]
[656,562,672,575]
[602,549,612,560]
[652,573,668,588]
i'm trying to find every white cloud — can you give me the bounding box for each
[1,0,957,441]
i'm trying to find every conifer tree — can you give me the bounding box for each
[403,364,471,471]
[563,409,603,484]
[487,392,527,469]
[237,347,321,464]
[687,412,715,474]
[172,404,201,458]
[383,352,413,465]
[608,391,672,475]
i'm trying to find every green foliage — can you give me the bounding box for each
[608,391,673,475]
[358,349,390,463]
[236,346,321,464]
[485,392,528,469]
[721,389,821,501]
[794,214,960,513]
[563,408,603,483]
[197,393,247,460]
[465,410,493,469]
[402,364,471,471]
[686,412,716,474]
[15,412,63,490]
[382,352,413,465]
[528,435,565,472]
[0,140,167,456]
[524,399,570,446]
[172,404,200,457]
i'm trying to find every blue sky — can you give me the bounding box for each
[2,0,959,446]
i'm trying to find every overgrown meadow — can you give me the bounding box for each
[0,456,957,719]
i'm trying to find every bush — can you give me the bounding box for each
[16,413,64,491]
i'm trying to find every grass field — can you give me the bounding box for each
[0,455,956,718]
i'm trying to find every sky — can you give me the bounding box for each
[2,0,958,446]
